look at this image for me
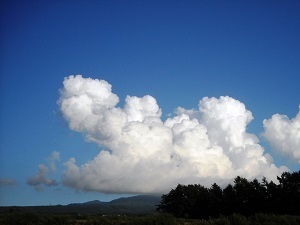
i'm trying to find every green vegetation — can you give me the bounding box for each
[176,214,300,225]
[1,212,300,225]
[0,211,73,225]
[0,213,175,225]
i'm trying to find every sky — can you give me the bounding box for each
[0,0,299,206]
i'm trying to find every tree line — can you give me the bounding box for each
[157,171,300,219]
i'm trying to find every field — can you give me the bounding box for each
[1,212,300,225]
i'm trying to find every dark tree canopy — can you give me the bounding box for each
[157,171,300,219]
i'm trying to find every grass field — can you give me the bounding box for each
[1,212,300,225]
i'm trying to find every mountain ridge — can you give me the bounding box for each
[0,195,162,215]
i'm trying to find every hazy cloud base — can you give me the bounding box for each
[57,75,298,194]
[0,179,16,186]
[27,151,60,191]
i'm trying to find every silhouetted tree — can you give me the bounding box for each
[222,183,236,216]
[189,184,209,219]
[208,183,223,217]
[276,171,300,215]
[248,178,267,214]
[157,184,210,219]
[157,184,187,218]
[233,176,252,215]
[157,171,300,219]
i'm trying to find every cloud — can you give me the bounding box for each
[48,151,60,170]
[263,109,300,163]
[59,75,288,194]
[0,178,16,186]
[27,151,60,191]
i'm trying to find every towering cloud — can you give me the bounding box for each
[263,110,300,162]
[59,75,288,194]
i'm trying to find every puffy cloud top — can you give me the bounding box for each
[59,75,119,133]
[263,109,300,162]
[59,75,288,194]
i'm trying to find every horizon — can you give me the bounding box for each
[1,0,299,206]
[0,194,162,207]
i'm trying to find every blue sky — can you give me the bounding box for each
[1,0,299,206]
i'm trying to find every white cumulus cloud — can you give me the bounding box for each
[263,109,300,163]
[59,75,288,194]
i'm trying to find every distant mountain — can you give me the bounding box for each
[81,200,102,205]
[110,195,161,205]
[109,195,161,214]
[0,195,161,215]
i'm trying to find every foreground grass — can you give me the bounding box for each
[176,214,300,225]
[1,212,300,225]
